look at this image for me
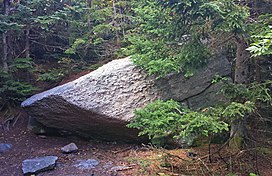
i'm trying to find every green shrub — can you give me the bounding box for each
[0,71,36,107]
[0,58,37,107]
[9,57,34,73]
[127,100,229,146]
[37,69,65,82]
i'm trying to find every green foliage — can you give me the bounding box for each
[128,100,182,138]
[123,0,249,78]
[128,78,272,145]
[129,36,209,78]
[202,0,249,33]
[37,57,74,82]
[123,14,209,77]
[127,100,229,145]
[0,57,36,107]
[211,78,272,122]
[36,57,89,83]
[247,14,272,57]
[247,25,272,57]
[0,71,36,106]
[220,81,272,104]
[217,101,255,121]
[65,38,87,55]
[0,80,36,104]
[175,110,228,140]
[249,174,258,176]
[9,58,35,73]
[126,36,181,77]
[0,20,22,33]
[211,74,229,84]
[37,69,65,82]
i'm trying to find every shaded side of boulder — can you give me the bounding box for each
[156,54,231,109]
[24,95,147,142]
[27,116,57,135]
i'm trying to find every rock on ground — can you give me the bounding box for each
[0,143,12,153]
[21,56,231,142]
[22,156,58,175]
[61,143,78,154]
[74,159,100,169]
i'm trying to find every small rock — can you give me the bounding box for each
[22,156,58,175]
[38,135,47,139]
[61,143,78,153]
[103,161,113,169]
[187,152,197,158]
[74,159,99,169]
[0,143,12,153]
[110,166,132,171]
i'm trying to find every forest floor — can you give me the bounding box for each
[1,113,272,176]
[0,113,144,176]
[1,70,272,176]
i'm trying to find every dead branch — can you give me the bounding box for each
[12,112,21,127]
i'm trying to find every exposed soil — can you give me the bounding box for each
[1,112,272,176]
[0,113,142,176]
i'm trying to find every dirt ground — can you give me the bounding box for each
[1,113,272,176]
[0,113,144,176]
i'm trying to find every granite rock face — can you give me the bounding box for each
[21,56,231,142]
[22,57,160,142]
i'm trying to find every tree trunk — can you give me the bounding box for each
[229,36,250,151]
[25,26,30,58]
[234,37,250,84]
[229,118,247,151]
[2,32,9,72]
[2,0,10,72]
[87,0,93,28]
[112,0,120,46]
[87,0,93,8]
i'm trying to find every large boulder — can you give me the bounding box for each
[21,56,231,142]
[22,57,160,142]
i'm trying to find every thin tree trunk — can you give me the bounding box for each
[234,37,249,84]
[229,118,247,151]
[25,27,30,58]
[87,0,93,28]
[112,0,120,46]
[2,0,10,72]
[229,36,250,151]
[25,26,31,81]
[2,32,9,71]
[87,0,93,8]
